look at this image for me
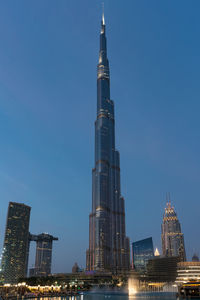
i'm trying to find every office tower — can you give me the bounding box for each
[161,201,186,261]
[29,233,58,277]
[86,12,129,273]
[1,202,31,283]
[132,237,154,273]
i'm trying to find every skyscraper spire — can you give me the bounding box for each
[102,3,105,25]
[86,11,130,273]
[166,192,171,208]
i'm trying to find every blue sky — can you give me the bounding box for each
[0,0,200,272]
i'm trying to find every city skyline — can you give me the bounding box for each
[0,0,200,273]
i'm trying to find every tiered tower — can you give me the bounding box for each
[86,13,129,273]
[161,200,186,261]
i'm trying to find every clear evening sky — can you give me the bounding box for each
[0,0,200,272]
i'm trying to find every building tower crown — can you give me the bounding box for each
[164,193,177,220]
[164,201,177,219]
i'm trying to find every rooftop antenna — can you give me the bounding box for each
[168,192,171,207]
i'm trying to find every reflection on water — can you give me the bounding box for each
[26,293,177,300]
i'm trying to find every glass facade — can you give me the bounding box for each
[86,14,129,273]
[1,202,31,283]
[161,201,186,261]
[132,237,154,273]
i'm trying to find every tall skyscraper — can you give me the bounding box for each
[29,233,58,277]
[86,13,129,273]
[1,202,31,283]
[161,201,186,261]
[132,237,154,273]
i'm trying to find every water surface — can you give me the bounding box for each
[26,292,178,300]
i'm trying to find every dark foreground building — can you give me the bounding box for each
[146,256,180,282]
[132,237,154,273]
[86,13,129,273]
[29,233,58,277]
[1,202,31,283]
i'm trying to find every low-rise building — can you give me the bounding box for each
[146,256,180,282]
[176,261,200,284]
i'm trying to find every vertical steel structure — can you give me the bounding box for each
[86,13,129,273]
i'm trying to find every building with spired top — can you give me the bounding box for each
[161,199,186,261]
[86,12,130,273]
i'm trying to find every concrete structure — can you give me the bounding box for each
[1,202,31,283]
[86,11,129,273]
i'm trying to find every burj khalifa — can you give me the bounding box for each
[86,13,130,273]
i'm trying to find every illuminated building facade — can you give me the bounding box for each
[29,233,58,277]
[161,201,186,261]
[1,202,31,283]
[154,248,160,256]
[86,13,129,273]
[132,237,154,273]
[176,261,200,284]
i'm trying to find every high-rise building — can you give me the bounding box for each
[1,202,31,283]
[132,237,154,273]
[29,233,58,277]
[161,201,186,261]
[86,12,129,273]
